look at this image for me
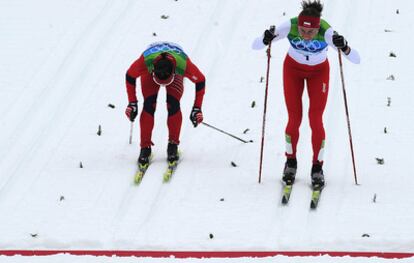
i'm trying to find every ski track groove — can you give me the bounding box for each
[0,0,115,201]
[110,163,164,236]
[189,0,224,59]
[0,0,139,207]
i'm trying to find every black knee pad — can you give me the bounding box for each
[143,95,157,116]
[166,95,180,116]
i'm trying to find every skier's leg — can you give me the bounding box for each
[139,74,160,148]
[165,75,184,145]
[283,56,305,160]
[307,59,330,165]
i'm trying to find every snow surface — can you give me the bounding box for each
[1,0,414,262]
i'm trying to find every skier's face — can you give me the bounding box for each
[298,26,318,40]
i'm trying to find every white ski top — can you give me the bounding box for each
[252,20,361,66]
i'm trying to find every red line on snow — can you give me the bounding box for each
[0,250,413,259]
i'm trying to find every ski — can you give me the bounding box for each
[134,162,150,185]
[281,184,293,204]
[133,154,153,185]
[134,154,154,185]
[163,160,179,183]
[281,160,296,205]
[310,185,324,209]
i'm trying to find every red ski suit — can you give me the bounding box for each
[283,55,329,163]
[126,55,205,148]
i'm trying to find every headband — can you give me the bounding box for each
[298,15,320,28]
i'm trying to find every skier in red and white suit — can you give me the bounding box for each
[254,0,360,187]
[125,42,205,165]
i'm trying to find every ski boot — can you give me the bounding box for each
[282,158,297,185]
[137,147,151,170]
[311,162,325,189]
[134,147,152,184]
[167,142,179,163]
[163,142,180,183]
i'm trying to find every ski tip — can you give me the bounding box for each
[134,180,142,185]
[163,170,173,183]
[310,193,321,209]
[134,169,146,185]
[281,185,292,205]
[163,175,171,183]
[134,175,143,185]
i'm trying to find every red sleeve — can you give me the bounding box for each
[125,55,147,103]
[184,58,206,108]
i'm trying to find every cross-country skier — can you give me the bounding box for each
[125,42,205,167]
[254,0,360,188]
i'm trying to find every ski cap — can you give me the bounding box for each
[152,52,176,85]
[298,15,320,28]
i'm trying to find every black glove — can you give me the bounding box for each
[332,34,348,52]
[190,106,203,127]
[125,102,138,122]
[262,26,276,46]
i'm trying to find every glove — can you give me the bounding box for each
[190,106,203,127]
[125,102,138,122]
[332,34,348,52]
[262,26,276,46]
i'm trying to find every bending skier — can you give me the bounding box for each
[125,42,205,168]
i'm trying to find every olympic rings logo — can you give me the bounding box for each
[146,42,184,55]
[290,37,323,52]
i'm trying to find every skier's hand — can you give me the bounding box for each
[190,106,203,127]
[333,33,348,52]
[125,102,138,122]
[262,26,276,46]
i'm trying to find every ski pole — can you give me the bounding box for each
[129,121,134,144]
[338,50,358,185]
[201,122,253,144]
[258,26,274,184]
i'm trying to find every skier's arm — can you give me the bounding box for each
[126,55,147,102]
[184,58,206,109]
[269,20,291,43]
[252,20,291,50]
[325,28,361,64]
